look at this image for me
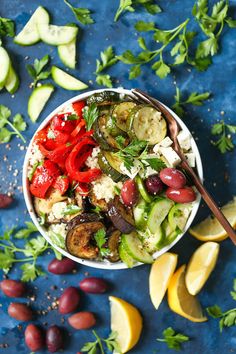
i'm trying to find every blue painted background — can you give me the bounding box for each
[0,0,236,353]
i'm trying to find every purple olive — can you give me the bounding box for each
[145,174,164,195]
[48,257,76,274]
[1,279,26,297]
[8,303,33,321]
[25,324,45,351]
[46,325,63,353]
[59,287,80,314]
[79,277,108,294]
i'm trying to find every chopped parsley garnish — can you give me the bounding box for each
[94,228,110,257]
[81,330,120,353]
[95,46,118,88]
[211,120,236,153]
[157,327,190,351]
[0,105,26,144]
[83,103,99,131]
[114,0,161,22]
[64,0,94,25]
[0,17,15,38]
[26,54,51,88]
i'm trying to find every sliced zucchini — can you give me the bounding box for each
[51,66,88,91]
[98,152,125,182]
[133,198,148,230]
[168,203,192,231]
[162,219,182,246]
[58,37,77,69]
[119,243,135,268]
[93,114,122,150]
[0,47,10,86]
[136,175,152,203]
[5,65,19,94]
[131,106,167,145]
[14,6,49,46]
[140,226,164,253]
[122,232,153,264]
[37,24,78,45]
[112,101,137,131]
[87,91,121,105]
[28,84,54,122]
[147,198,174,234]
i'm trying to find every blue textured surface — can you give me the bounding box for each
[0,0,236,353]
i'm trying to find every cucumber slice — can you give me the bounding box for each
[147,198,174,233]
[98,151,125,182]
[51,66,88,91]
[112,102,137,131]
[162,219,182,246]
[122,232,153,264]
[140,226,164,253]
[0,47,10,86]
[136,176,152,203]
[28,84,54,122]
[132,106,167,145]
[38,24,78,45]
[14,6,49,46]
[5,65,19,94]
[119,243,135,268]
[58,37,77,69]
[168,203,192,231]
[133,198,148,230]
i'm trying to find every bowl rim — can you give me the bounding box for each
[22,87,203,270]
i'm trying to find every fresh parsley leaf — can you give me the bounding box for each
[94,228,109,257]
[62,204,82,215]
[143,157,166,172]
[115,135,126,149]
[135,21,156,32]
[172,86,210,117]
[114,0,161,22]
[95,46,118,88]
[157,327,189,351]
[82,103,99,131]
[114,0,134,22]
[211,120,236,153]
[0,105,26,143]
[64,0,94,25]
[230,279,236,300]
[0,17,15,38]
[121,139,147,156]
[207,305,236,332]
[26,54,51,87]
[81,330,120,354]
[14,222,38,239]
[96,74,113,88]
[21,263,44,282]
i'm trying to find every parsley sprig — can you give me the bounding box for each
[211,120,236,153]
[83,103,99,131]
[94,228,110,257]
[0,223,60,282]
[0,105,26,143]
[172,86,210,117]
[81,330,120,354]
[114,0,161,22]
[26,54,51,88]
[193,0,236,60]
[0,17,15,38]
[157,327,190,351]
[95,46,118,88]
[64,0,94,25]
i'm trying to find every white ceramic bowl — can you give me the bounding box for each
[23,88,203,270]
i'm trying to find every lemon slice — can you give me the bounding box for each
[167,265,207,322]
[109,296,142,353]
[189,197,236,241]
[149,252,178,310]
[185,242,219,295]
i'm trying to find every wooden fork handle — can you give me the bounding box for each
[181,160,236,244]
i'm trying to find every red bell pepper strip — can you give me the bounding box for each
[53,175,70,195]
[29,160,60,199]
[51,113,77,134]
[76,183,90,196]
[72,100,86,118]
[65,137,102,183]
[39,142,75,166]
[71,119,86,138]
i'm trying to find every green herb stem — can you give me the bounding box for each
[6,120,26,143]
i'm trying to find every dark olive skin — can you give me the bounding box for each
[59,287,80,314]
[79,277,108,294]
[8,303,33,321]
[68,312,96,330]
[0,194,13,208]
[48,257,76,274]
[46,325,63,353]
[25,324,45,351]
[0,279,26,297]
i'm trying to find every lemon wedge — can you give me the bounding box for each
[109,296,142,353]
[167,265,207,322]
[189,197,236,242]
[185,242,219,295]
[149,252,178,310]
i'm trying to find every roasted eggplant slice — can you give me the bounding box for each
[89,190,108,212]
[108,230,121,262]
[66,221,104,259]
[67,213,102,230]
[108,196,135,233]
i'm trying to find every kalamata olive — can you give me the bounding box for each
[166,186,196,203]
[59,287,80,314]
[48,257,76,274]
[68,312,96,330]
[79,277,108,294]
[0,194,13,208]
[145,174,164,195]
[0,279,26,297]
[121,179,139,206]
[25,324,45,351]
[160,168,186,188]
[46,325,63,353]
[8,303,33,321]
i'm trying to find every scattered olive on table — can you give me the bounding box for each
[8,303,33,321]
[48,257,77,274]
[68,311,96,330]
[0,193,14,208]
[0,279,26,297]
[58,286,80,314]
[46,325,63,353]
[25,324,45,352]
[79,277,108,294]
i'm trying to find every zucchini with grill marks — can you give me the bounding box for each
[98,151,125,182]
[87,91,120,105]
[112,101,137,131]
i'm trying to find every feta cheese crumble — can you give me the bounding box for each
[177,130,191,151]
[28,143,44,167]
[49,223,67,239]
[120,160,141,179]
[158,147,181,167]
[86,147,101,169]
[48,202,68,222]
[92,175,123,203]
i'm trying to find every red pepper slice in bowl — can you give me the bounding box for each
[72,100,86,118]
[53,175,70,195]
[51,113,77,134]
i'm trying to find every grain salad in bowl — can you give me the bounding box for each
[23,88,203,269]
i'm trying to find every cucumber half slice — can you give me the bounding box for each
[119,243,135,268]
[38,24,78,45]
[58,37,77,69]
[14,6,49,46]
[0,47,10,86]
[51,66,88,91]
[140,226,164,253]
[133,198,148,230]
[168,203,192,231]
[28,84,54,122]
[136,176,152,203]
[147,198,174,234]
[5,65,20,94]
[122,232,153,264]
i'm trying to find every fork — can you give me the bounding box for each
[131,88,236,245]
